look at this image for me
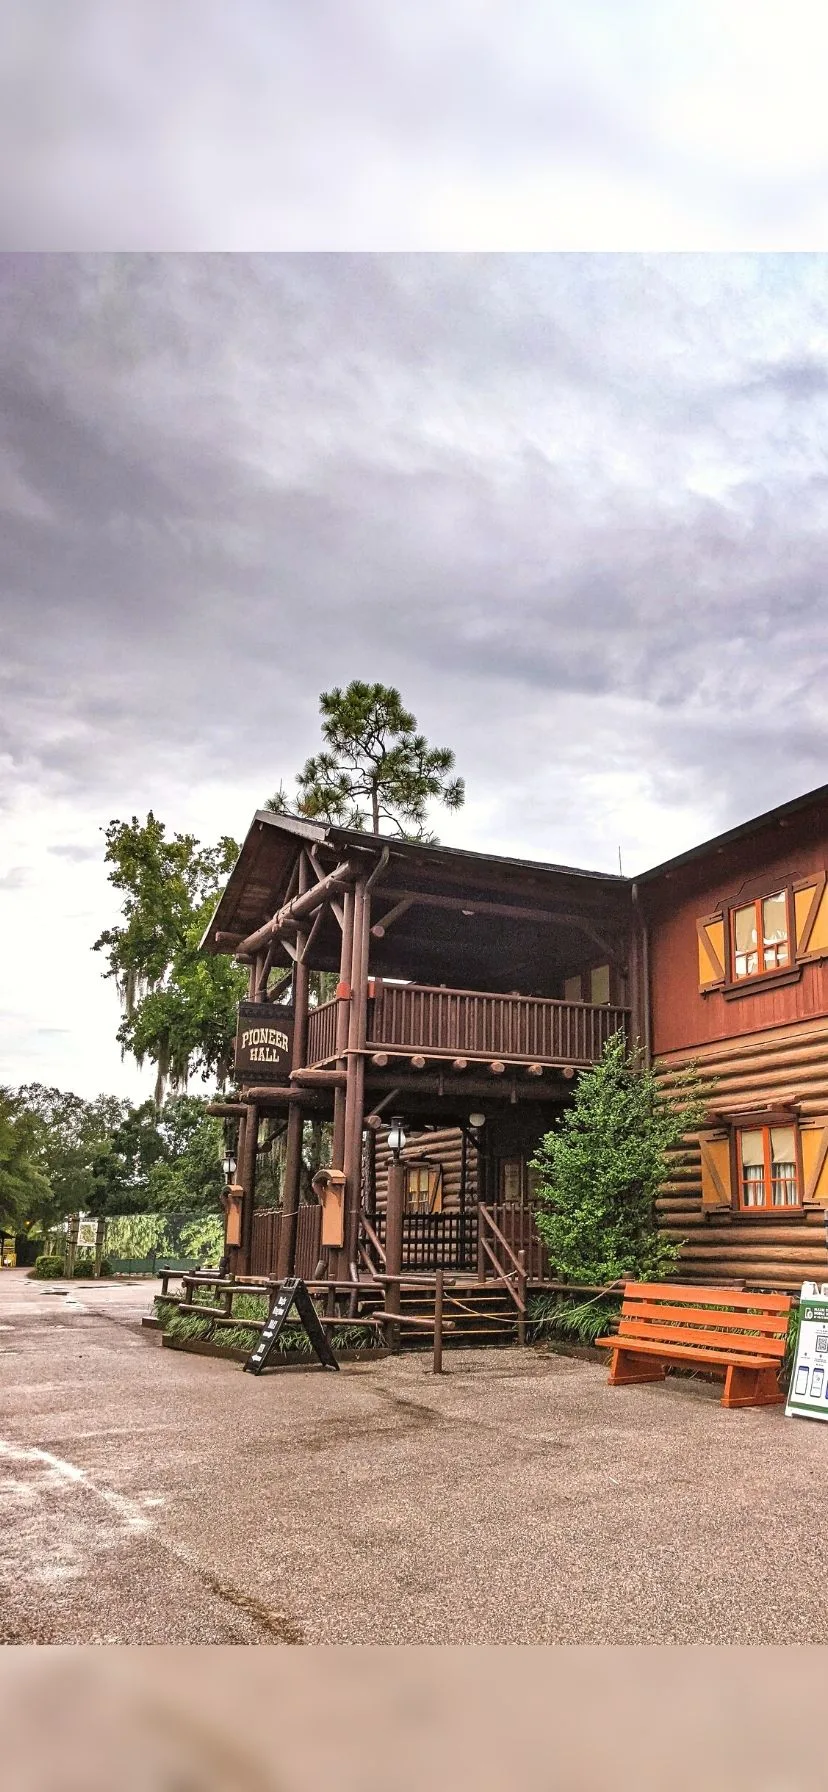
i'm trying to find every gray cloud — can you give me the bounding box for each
[3,252,828,879]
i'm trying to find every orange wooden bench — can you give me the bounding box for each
[596,1281,792,1409]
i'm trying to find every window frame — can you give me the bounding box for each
[732,1120,804,1215]
[404,1160,442,1215]
[706,883,802,998]
[728,887,792,987]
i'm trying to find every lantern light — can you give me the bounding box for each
[468,1112,486,1130]
[387,1118,407,1158]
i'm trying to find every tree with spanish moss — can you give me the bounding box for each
[93,813,247,1103]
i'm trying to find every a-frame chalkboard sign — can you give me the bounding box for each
[243,1277,339,1375]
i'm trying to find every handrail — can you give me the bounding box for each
[360,1209,387,1267]
[478,1203,523,1278]
[477,1203,526,1315]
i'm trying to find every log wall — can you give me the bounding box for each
[374,1127,477,1213]
[657,1015,828,1291]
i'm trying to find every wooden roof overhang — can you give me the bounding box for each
[201,812,633,994]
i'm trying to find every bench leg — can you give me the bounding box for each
[607,1347,666,1387]
[722,1365,784,1409]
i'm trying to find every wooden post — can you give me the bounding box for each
[279,853,311,1277]
[64,1214,79,1281]
[517,1249,526,1346]
[93,1215,106,1279]
[385,1153,405,1352]
[365,1125,377,1224]
[459,1125,468,1269]
[236,1101,258,1276]
[338,880,369,1282]
[331,887,355,1172]
[433,1267,444,1375]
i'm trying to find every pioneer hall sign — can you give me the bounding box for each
[234,1002,294,1083]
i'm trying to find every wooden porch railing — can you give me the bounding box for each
[305,997,339,1067]
[368,982,629,1066]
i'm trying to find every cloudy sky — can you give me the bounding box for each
[4,252,828,1099]
[6,1,828,249]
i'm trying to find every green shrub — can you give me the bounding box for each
[72,1256,112,1279]
[29,1254,64,1280]
[532,1033,709,1285]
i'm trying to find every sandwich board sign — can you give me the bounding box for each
[786,1282,828,1421]
[243,1277,339,1375]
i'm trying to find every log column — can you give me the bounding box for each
[233,960,262,1276]
[335,880,370,1282]
[278,854,311,1277]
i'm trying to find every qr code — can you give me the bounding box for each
[817,1334,828,1352]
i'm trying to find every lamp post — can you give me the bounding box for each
[385,1117,407,1349]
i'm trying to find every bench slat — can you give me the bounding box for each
[597,1336,777,1369]
[617,1300,787,1336]
[617,1317,786,1359]
[623,1281,791,1314]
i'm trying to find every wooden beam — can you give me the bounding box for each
[371,897,414,939]
[372,886,623,956]
[234,860,358,957]
[372,1051,389,1067]
[411,1054,427,1070]
[452,1057,468,1071]
[489,1060,506,1075]
[527,1063,543,1077]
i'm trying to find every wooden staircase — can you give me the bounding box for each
[394,1280,522,1350]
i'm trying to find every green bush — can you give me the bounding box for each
[29,1254,64,1280]
[532,1032,709,1285]
[72,1256,112,1278]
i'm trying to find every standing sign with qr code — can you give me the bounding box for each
[786,1284,828,1421]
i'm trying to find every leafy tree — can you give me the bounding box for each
[0,1089,52,1232]
[93,813,248,1100]
[291,681,465,840]
[89,1095,224,1216]
[15,1085,127,1229]
[531,1033,710,1285]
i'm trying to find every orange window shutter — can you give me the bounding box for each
[699,1131,733,1208]
[801,1124,828,1205]
[697,915,726,990]
[794,874,828,959]
[428,1165,443,1214]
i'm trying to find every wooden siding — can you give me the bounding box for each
[657,1016,828,1291]
[646,806,828,1057]
[369,981,628,1066]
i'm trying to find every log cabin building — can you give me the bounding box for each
[203,783,828,1313]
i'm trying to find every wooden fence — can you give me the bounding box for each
[250,1203,322,1280]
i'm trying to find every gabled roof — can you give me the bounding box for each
[636,779,828,883]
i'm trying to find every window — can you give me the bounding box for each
[563,974,582,1003]
[737,1125,799,1210]
[498,1157,541,1206]
[590,964,611,1005]
[405,1162,442,1214]
[731,891,790,982]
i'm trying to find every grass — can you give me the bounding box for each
[528,1292,621,1347]
[153,1291,377,1357]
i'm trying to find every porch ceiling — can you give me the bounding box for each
[202,810,632,991]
